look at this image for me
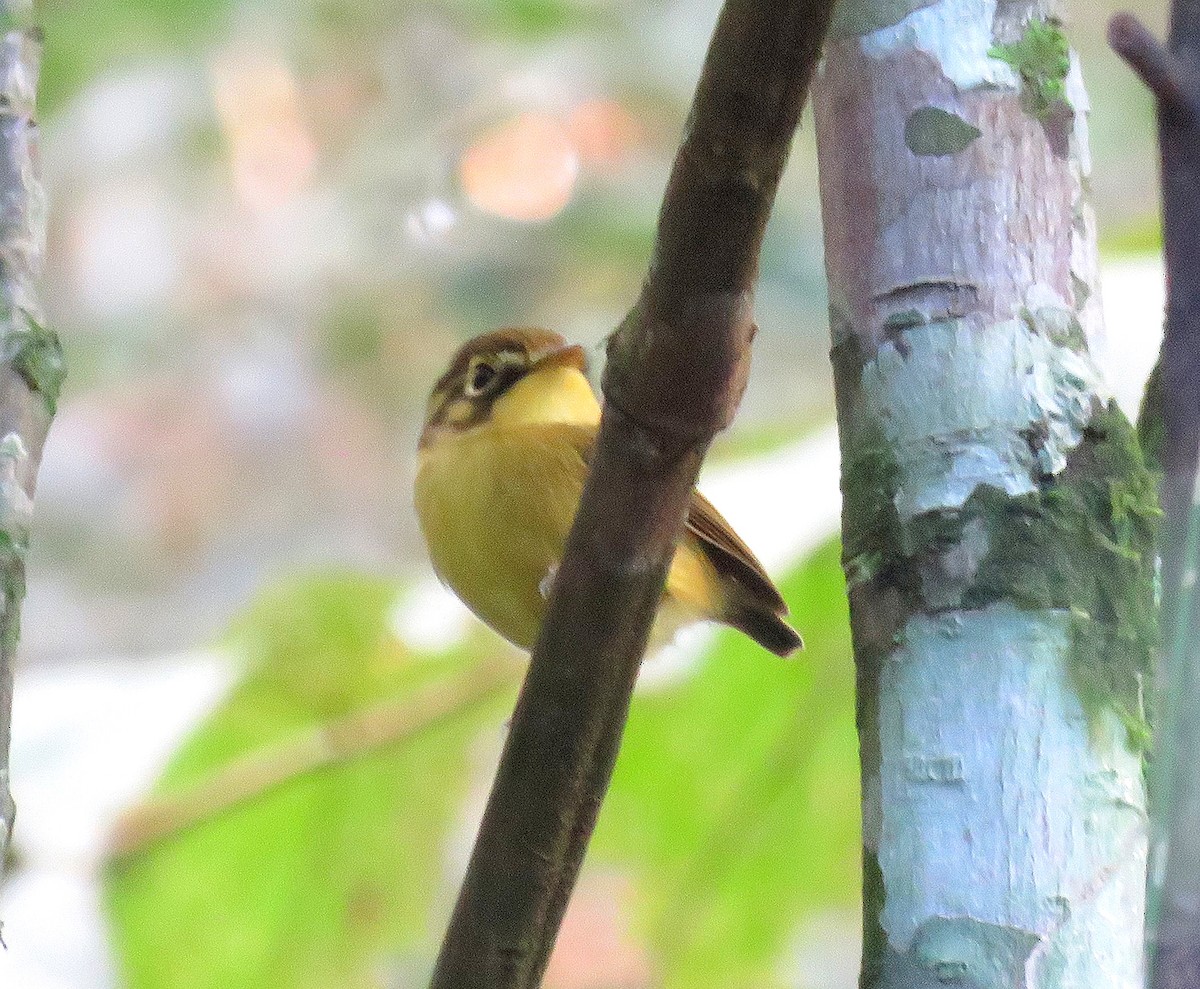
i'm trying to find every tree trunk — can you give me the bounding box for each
[813,2,1157,986]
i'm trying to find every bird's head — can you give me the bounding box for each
[419,328,595,449]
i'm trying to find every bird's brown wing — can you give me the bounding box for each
[685,490,788,616]
[566,422,787,616]
[565,423,799,653]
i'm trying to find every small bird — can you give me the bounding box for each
[414,328,802,657]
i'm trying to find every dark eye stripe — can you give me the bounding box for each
[470,363,496,392]
[493,361,526,395]
[464,350,529,400]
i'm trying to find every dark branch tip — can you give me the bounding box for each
[1109,13,1200,122]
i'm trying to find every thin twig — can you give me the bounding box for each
[1113,5,1200,988]
[1109,14,1200,123]
[0,0,66,888]
[427,0,837,986]
[106,659,517,860]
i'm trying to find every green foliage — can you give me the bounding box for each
[33,0,623,114]
[597,540,859,989]
[554,196,656,265]
[104,573,514,989]
[477,0,602,39]
[0,9,29,33]
[39,0,234,114]
[706,413,828,463]
[105,540,860,989]
[903,107,981,158]
[444,262,534,325]
[989,19,1071,121]
[1101,220,1164,257]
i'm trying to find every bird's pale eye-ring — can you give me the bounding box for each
[465,360,497,397]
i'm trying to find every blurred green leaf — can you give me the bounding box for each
[104,544,858,989]
[40,0,233,113]
[1101,218,1163,257]
[554,195,656,264]
[483,0,593,38]
[706,415,829,463]
[104,572,514,989]
[451,0,618,39]
[598,539,860,989]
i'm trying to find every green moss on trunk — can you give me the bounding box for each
[4,320,66,415]
[837,372,1159,745]
[962,402,1159,743]
[0,531,26,653]
[989,18,1071,121]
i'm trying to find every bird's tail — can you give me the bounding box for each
[723,601,803,657]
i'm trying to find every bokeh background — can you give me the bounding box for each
[0,0,1170,986]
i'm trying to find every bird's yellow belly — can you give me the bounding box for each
[415,426,585,649]
[414,425,719,651]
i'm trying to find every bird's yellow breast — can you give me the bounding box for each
[415,421,590,649]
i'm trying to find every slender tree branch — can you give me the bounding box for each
[1114,4,1200,987]
[0,0,65,889]
[1109,14,1200,123]
[105,659,516,860]
[428,0,836,985]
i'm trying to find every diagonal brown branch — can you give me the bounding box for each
[427,0,836,986]
[105,658,517,860]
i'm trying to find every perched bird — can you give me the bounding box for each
[414,328,802,657]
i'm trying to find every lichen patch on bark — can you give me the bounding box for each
[904,106,983,155]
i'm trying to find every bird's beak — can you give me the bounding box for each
[531,343,588,375]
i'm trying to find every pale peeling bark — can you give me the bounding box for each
[814,2,1155,987]
[0,2,64,884]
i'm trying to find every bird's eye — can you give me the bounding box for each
[466,361,497,396]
